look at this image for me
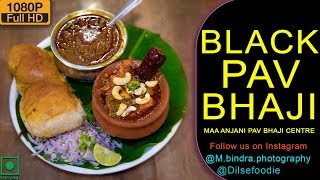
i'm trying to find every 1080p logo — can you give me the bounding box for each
[0,0,50,25]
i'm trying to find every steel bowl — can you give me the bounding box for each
[50,9,127,81]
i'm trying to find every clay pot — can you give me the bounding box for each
[92,60,169,139]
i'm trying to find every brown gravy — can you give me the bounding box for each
[55,14,122,66]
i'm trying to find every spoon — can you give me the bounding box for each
[108,0,143,26]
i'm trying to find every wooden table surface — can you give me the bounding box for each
[0,0,227,179]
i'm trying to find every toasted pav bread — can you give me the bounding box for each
[19,81,84,138]
[8,44,65,95]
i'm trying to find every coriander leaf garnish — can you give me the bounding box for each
[125,80,140,91]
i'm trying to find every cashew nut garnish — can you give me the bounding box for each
[135,93,151,105]
[145,80,158,87]
[134,83,147,95]
[121,106,137,117]
[116,103,127,116]
[112,86,123,100]
[113,72,131,85]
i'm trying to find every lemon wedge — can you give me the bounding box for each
[93,143,122,166]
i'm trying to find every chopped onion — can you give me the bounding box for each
[27,121,122,167]
[27,133,40,146]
